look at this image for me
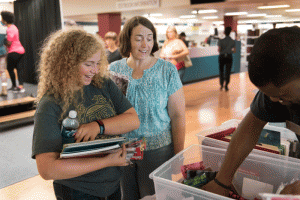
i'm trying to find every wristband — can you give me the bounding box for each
[96,120,105,135]
[214,178,231,190]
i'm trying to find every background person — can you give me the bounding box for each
[179,32,189,47]
[218,26,236,91]
[104,31,122,64]
[1,11,25,93]
[202,26,300,196]
[0,22,7,96]
[109,16,186,200]
[32,28,140,200]
[160,26,189,82]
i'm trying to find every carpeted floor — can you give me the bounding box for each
[0,123,38,189]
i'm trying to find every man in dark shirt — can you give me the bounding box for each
[202,27,300,196]
[218,27,236,91]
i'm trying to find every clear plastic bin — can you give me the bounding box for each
[150,144,300,200]
[259,193,300,200]
[197,119,299,160]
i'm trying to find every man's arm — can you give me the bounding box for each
[202,111,267,196]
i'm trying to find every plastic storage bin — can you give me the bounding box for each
[150,144,300,200]
[197,119,299,160]
[259,193,300,200]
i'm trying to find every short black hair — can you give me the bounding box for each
[248,26,300,88]
[119,16,159,57]
[179,32,186,37]
[224,27,231,36]
[1,11,14,24]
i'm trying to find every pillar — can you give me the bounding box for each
[224,16,237,32]
[97,13,121,39]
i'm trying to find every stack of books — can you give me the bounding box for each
[60,135,146,159]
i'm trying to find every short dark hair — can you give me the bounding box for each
[224,27,231,36]
[1,11,14,24]
[179,32,186,37]
[248,26,300,88]
[119,16,159,57]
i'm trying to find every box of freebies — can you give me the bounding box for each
[149,144,300,200]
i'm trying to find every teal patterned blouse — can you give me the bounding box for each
[109,58,183,150]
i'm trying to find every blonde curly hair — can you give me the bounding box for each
[36,28,109,119]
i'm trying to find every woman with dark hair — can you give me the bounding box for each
[1,11,25,93]
[109,16,186,200]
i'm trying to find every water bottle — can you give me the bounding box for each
[61,110,79,144]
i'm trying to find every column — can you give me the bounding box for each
[224,16,237,32]
[97,13,121,39]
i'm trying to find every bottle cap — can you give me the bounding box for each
[69,110,77,118]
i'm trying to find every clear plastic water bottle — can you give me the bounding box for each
[61,110,79,144]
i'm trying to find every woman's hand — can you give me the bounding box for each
[74,121,100,143]
[106,144,129,167]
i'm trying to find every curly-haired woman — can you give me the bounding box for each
[32,28,140,199]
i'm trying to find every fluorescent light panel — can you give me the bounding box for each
[225,12,247,16]
[150,13,162,17]
[247,14,267,17]
[258,5,290,9]
[286,9,300,12]
[203,16,218,19]
[265,15,282,18]
[179,15,196,19]
[198,9,217,14]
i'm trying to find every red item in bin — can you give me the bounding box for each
[181,161,206,179]
[205,127,280,154]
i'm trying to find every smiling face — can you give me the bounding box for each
[130,24,154,60]
[79,50,101,86]
[166,27,177,40]
[258,78,300,105]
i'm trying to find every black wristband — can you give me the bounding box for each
[214,178,231,190]
[96,120,105,135]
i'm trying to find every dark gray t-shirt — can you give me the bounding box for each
[218,36,235,55]
[32,78,132,197]
[106,49,122,64]
[250,91,300,140]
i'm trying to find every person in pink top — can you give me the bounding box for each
[1,11,25,93]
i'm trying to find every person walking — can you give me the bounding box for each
[218,26,236,91]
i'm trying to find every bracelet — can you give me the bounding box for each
[96,120,105,135]
[214,178,231,190]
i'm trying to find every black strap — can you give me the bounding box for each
[214,178,231,190]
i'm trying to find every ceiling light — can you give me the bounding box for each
[179,15,196,19]
[191,10,198,14]
[225,12,248,16]
[198,9,218,14]
[265,15,282,18]
[247,14,267,17]
[150,13,162,17]
[258,5,290,9]
[286,9,300,12]
[203,16,218,19]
